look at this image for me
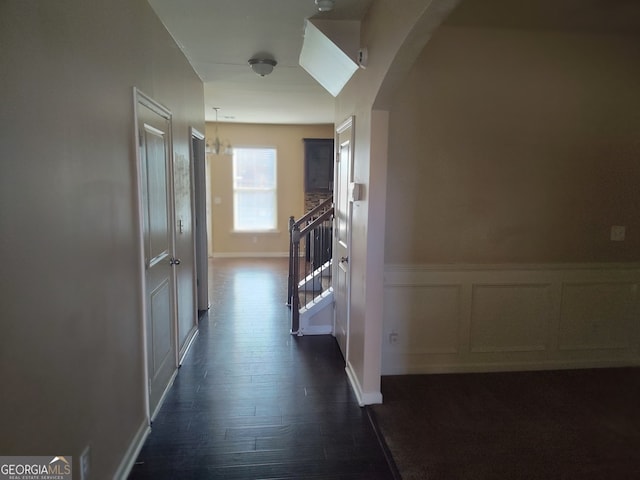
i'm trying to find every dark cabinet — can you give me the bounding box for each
[304,138,334,192]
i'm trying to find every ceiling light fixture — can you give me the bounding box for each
[248,58,277,76]
[315,0,335,12]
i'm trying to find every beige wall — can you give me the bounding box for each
[381,16,640,375]
[0,0,203,476]
[333,0,640,399]
[386,25,640,264]
[207,122,333,256]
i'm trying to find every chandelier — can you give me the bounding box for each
[206,107,232,155]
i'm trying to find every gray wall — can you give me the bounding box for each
[0,0,204,476]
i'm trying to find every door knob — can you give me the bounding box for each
[340,256,349,263]
[170,257,181,266]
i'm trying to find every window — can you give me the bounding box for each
[233,147,277,231]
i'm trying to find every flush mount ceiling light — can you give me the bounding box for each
[315,0,335,12]
[248,58,277,76]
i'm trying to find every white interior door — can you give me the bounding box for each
[334,117,354,360]
[136,91,177,419]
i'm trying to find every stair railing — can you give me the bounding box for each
[287,196,333,305]
[288,196,334,334]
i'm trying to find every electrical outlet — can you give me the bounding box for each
[80,445,91,480]
[389,332,398,344]
[611,225,626,242]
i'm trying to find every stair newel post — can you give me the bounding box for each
[287,215,295,306]
[290,224,301,334]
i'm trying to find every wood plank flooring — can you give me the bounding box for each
[129,258,394,479]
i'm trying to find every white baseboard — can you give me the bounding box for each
[178,327,199,366]
[382,357,640,376]
[114,419,151,480]
[211,252,289,258]
[120,367,179,478]
[150,368,179,422]
[346,361,383,406]
[298,324,333,335]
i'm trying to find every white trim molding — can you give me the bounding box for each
[346,361,383,406]
[383,263,640,375]
[178,328,199,366]
[115,420,151,480]
[211,252,289,258]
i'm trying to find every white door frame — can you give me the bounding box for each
[132,87,178,422]
[190,127,209,314]
[334,115,355,363]
[173,127,205,366]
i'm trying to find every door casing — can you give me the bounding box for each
[333,116,355,362]
[191,128,209,314]
[133,88,179,422]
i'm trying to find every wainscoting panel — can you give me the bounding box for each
[559,282,638,351]
[383,264,640,375]
[384,285,461,354]
[470,283,552,353]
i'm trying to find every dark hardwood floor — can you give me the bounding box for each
[129,258,394,480]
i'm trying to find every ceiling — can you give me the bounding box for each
[148,0,640,125]
[147,0,374,124]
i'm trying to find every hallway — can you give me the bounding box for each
[128,258,394,479]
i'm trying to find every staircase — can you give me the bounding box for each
[287,197,334,335]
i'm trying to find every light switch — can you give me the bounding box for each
[348,182,362,202]
[611,225,626,241]
[214,196,222,205]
